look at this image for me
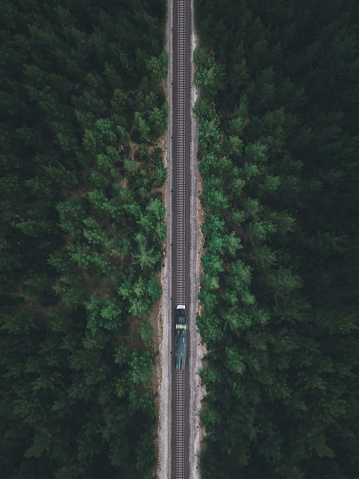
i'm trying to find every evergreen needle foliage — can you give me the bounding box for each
[194,0,359,477]
[0,0,167,477]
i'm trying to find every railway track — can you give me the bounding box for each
[171,0,192,477]
[176,373,186,478]
[162,0,198,476]
[176,0,186,307]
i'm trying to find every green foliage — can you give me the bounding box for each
[194,1,359,475]
[134,112,151,143]
[0,0,166,476]
[148,101,168,137]
[146,50,168,85]
[138,320,154,343]
[86,295,122,334]
[194,48,225,99]
[56,198,88,237]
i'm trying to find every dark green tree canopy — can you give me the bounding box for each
[0,0,166,477]
[194,0,359,477]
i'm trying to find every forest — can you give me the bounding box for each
[194,0,359,477]
[0,0,166,477]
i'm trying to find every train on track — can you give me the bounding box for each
[175,305,187,372]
